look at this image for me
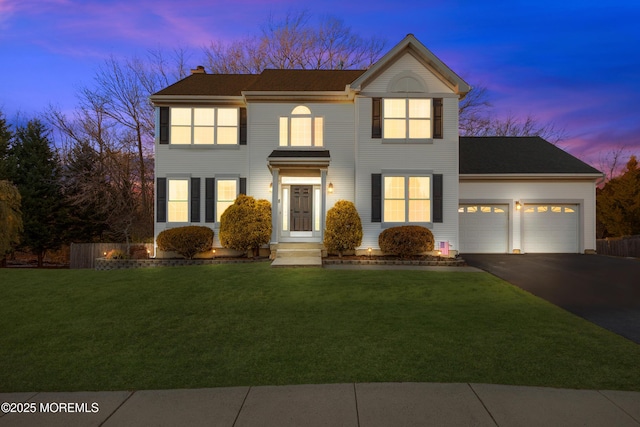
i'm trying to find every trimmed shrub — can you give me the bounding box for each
[324,200,363,257]
[106,249,129,260]
[378,225,435,258]
[157,226,214,259]
[219,194,271,257]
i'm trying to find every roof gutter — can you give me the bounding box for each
[460,173,604,181]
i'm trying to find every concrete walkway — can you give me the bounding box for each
[1,383,639,426]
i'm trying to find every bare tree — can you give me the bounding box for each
[202,11,386,73]
[597,145,632,181]
[87,56,156,223]
[459,83,568,144]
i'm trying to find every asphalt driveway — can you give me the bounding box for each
[464,254,640,344]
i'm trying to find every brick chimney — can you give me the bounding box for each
[190,65,206,74]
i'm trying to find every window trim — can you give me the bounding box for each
[381,171,433,226]
[382,98,432,142]
[167,177,190,223]
[214,176,240,223]
[169,107,240,146]
[371,97,443,141]
[279,105,324,147]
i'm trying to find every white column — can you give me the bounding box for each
[320,169,327,241]
[271,169,279,244]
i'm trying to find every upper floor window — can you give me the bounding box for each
[372,98,442,140]
[279,105,323,147]
[383,99,431,139]
[170,107,238,145]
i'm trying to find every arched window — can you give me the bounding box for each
[279,105,324,147]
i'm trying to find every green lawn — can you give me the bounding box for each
[1,263,639,392]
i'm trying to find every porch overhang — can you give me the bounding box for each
[267,150,331,171]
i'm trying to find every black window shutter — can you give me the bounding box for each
[239,108,247,145]
[239,177,247,195]
[433,98,443,139]
[157,177,167,222]
[372,98,382,139]
[159,107,169,144]
[191,178,200,223]
[433,174,443,223]
[205,178,216,223]
[371,173,382,222]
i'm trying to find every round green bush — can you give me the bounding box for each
[378,225,435,258]
[219,194,271,257]
[324,200,362,257]
[157,226,214,259]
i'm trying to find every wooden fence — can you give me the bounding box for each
[596,235,640,258]
[70,243,154,269]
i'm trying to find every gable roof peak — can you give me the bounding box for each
[350,34,471,97]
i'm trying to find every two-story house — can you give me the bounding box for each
[150,34,601,259]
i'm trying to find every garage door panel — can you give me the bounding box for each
[459,205,508,253]
[523,204,578,253]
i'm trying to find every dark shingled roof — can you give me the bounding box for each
[246,69,365,91]
[154,74,260,97]
[152,69,366,97]
[460,136,601,175]
[268,150,330,158]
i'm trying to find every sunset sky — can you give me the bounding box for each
[1,0,638,168]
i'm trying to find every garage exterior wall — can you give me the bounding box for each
[459,179,597,253]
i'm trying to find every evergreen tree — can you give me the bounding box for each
[0,111,12,180]
[7,119,68,267]
[61,140,111,242]
[597,155,640,237]
[0,180,23,267]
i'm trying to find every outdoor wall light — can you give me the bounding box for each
[368,247,372,258]
[269,183,273,193]
[516,201,522,210]
[328,182,334,193]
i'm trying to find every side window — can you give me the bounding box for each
[216,179,237,222]
[168,179,189,222]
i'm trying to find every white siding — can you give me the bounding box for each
[249,102,356,242]
[154,140,248,248]
[459,180,597,253]
[361,53,452,94]
[354,95,460,252]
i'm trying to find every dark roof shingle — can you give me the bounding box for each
[268,150,330,158]
[459,136,601,174]
[153,74,260,97]
[246,69,365,91]
[152,69,366,97]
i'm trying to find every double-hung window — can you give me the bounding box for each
[216,179,237,222]
[170,107,238,145]
[168,179,189,222]
[279,106,324,147]
[383,99,431,139]
[383,175,431,223]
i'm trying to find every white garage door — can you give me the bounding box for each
[459,204,509,253]
[523,204,579,253]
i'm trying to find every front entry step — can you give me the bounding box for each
[271,244,323,267]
